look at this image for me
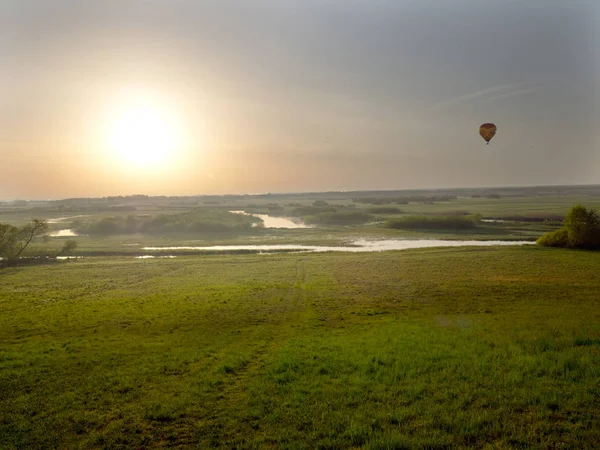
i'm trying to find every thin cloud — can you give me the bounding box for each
[428,83,526,111]
[486,87,540,102]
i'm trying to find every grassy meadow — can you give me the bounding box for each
[1,246,600,448]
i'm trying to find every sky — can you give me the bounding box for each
[1,0,598,199]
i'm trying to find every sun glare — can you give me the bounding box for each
[107,101,180,168]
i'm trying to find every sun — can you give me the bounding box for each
[107,101,179,168]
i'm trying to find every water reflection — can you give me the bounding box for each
[230,210,312,229]
[47,215,90,224]
[0,256,83,261]
[143,239,534,253]
[50,229,78,237]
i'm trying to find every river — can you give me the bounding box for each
[142,239,535,253]
[230,210,312,228]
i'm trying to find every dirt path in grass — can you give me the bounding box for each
[191,258,311,446]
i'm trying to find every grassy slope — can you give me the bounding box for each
[1,247,600,449]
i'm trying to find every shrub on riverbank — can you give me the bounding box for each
[76,210,261,235]
[368,207,404,214]
[353,195,457,205]
[384,215,479,230]
[304,211,374,226]
[537,205,600,249]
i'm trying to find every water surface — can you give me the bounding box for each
[47,215,90,224]
[230,210,312,229]
[143,239,534,253]
[50,229,78,237]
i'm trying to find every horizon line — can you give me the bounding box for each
[2,183,599,203]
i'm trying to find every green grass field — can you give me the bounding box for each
[1,246,599,448]
[366,195,600,217]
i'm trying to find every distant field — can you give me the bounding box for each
[373,195,600,217]
[1,246,599,448]
[3,187,600,226]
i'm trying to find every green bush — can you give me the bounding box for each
[564,205,600,248]
[78,209,261,235]
[292,206,337,216]
[368,207,404,214]
[536,229,569,247]
[538,205,600,249]
[352,197,393,205]
[61,240,78,254]
[384,215,479,230]
[353,195,456,205]
[305,211,374,226]
[87,217,122,235]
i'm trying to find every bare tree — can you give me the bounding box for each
[0,219,49,264]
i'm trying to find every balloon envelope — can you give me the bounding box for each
[479,123,497,144]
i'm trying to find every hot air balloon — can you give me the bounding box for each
[479,123,497,145]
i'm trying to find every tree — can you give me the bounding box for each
[61,239,78,255]
[0,223,18,256]
[564,205,600,248]
[0,219,49,264]
[537,205,600,249]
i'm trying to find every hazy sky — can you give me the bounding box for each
[1,0,598,199]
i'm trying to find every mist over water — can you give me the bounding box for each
[143,239,534,254]
[49,229,78,237]
[46,215,90,224]
[230,210,312,229]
